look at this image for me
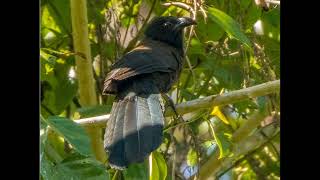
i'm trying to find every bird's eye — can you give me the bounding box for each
[163,22,173,28]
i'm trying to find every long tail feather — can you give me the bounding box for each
[104,93,164,169]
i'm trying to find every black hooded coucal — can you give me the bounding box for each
[102,16,196,169]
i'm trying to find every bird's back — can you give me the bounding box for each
[103,38,184,95]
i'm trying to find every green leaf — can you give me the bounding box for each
[207,120,231,159]
[187,148,198,166]
[123,163,148,180]
[195,17,225,42]
[47,127,66,159]
[40,150,57,180]
[240,0,252,9]
[188,39,205,55]
[52,153,110,180]
[257,96,267,112]
[216,132,232,159]
[45,0,71,35]
[87,0,106,24]
[261,8,280,41]
[41,50,77,116]
[207,7,252,49]
[44,116,93,157]
[150,152,167,180]
[244,3,262,31]
[41,126,62,179]
[197,52,244,89]
[41,6,62,35]
[41,119,108,180]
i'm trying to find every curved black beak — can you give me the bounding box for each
[174,17,197,30]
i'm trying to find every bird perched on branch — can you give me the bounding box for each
[102,16,196,169]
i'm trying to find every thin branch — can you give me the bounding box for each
[165,80,280,116]
[198,5,207,23]
[162,2,195,17]
[70,0,106,163]
[76,114,110,128]
[75,80,280,127]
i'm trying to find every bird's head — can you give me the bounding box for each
[144,16,196,51]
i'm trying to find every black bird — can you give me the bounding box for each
[102,16,196,169]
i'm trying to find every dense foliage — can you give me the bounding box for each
[40,0,280,179]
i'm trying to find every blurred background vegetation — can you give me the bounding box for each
[40,0,280,179]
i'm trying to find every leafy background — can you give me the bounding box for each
[40,0,280,179]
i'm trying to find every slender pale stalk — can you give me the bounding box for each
[70,0,107,163]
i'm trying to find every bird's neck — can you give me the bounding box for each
[141,37,185,57]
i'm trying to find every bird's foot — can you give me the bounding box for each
[161,93,184,122]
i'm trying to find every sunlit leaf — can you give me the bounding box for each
[149,151,167,180]
[207,7,252,49]
[52,153,110,180]
[187,148,198,166]
[195,16,225,41]
[43,116,93,157]
[211,106,230,125]
[45,0,72,34]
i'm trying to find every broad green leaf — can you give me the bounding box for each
[87,0,106,24]
[261,8,280,42]
[44,116,93,157]
[150,152,167,180]
[198,54,244,89]
[188,39,205,55]
[123,163,148,180]
[51,153,110,180]
[216,132,232,159]
[54,77,78,111]
[240,0,252,9]
[45,0,71,35]
[187,148,198,166]
[40,121,48,159]
[262,8,280,29]
[41,125,63,179]
[47,128,66,159]
[195,17,225,42]
[40,150,56,180]
[40,121,108,180]
[41,6,61,36]
[207,7,252,49]
[244,3,262,31]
